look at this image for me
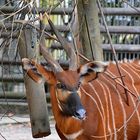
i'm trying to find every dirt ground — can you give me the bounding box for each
[0,115,60,140]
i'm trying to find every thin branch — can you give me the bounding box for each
[122,0,140,13]
[77,51,90,62]
[104,71,137,98]
[24,0,65,24]
[97,0,129,105]
[1,2,31,22]
[0,132,6,140]
[14,20,58,41]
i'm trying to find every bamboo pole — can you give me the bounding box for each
[18,28,51,138]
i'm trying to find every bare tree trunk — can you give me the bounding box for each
[77,0,103,63]
[18,28,51,138]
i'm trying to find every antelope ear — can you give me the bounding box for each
[79,61,108,83]
[22,58,56,85]
[22,58,43,83]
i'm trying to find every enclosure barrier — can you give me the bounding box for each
[1,6,140,15]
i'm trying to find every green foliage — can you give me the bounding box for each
[40,0,48,7]
[40,0,59,8]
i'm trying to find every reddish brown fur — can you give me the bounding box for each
[23,59,140,140]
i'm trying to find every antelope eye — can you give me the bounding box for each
[56,83,67,90]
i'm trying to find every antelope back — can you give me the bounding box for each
[79,60,140,140]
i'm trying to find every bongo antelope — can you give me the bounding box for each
[22,17,140,140]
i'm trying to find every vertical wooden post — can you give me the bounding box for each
[77,0,103,62]
[18,28,51,138]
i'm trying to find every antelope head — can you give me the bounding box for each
[22,16,108,120]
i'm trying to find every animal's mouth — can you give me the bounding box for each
[72,115,86,121]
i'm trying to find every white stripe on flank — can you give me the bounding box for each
[98,76,117,140]
[80,86,106,139]
[96,80,112,140]
[89,82,107,140]
[107,69,127,140]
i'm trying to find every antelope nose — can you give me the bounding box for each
[75,108,86,120]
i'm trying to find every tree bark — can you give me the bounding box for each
[77,0,103,63]
[18,28,51,138]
